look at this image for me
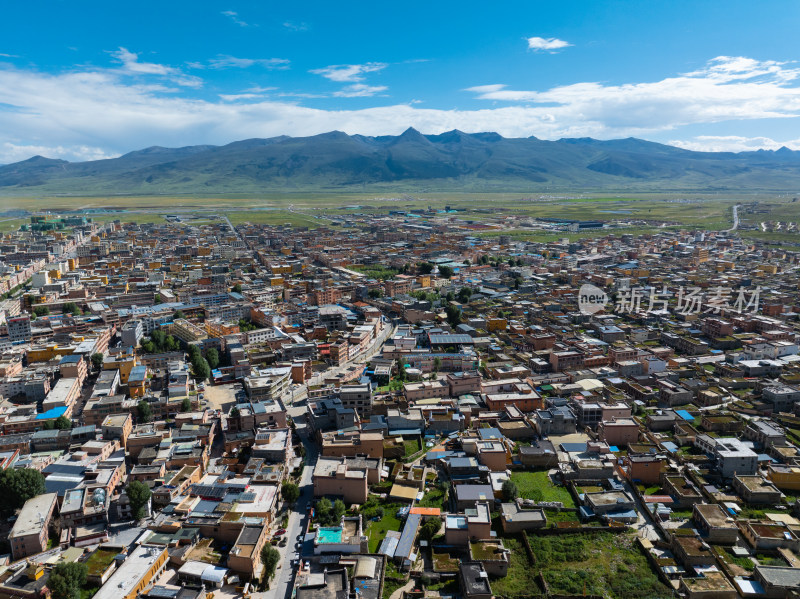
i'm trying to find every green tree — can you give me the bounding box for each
[438,265,454,278]
[205,348,220,369]
[367,288,382,299]
[238,318,257,332]
[433,356,442,374]
[418,262,434,275]
[181,397,192,412]
[173,310,185,320]
[137,400,153,423]
[90,352,104,370]
[502,479,519,502]
[0,468,46,515]
[281,482,300,505]
[316,498,332,524]
[261,545,280,581]
[61,302,80,316]
[418,516,443,542]
[141,340,155,354]
[126,480,152,520]
[191,357,211,381]
[445,305,462,328]
[150,329,164,348]
[232,283,243,293]
[33,306,50,317]
[154,295,163,304]
[164,335,178,352]
[48,562,88,599]
[230,406,241,419]
[332,499,346,523]
[55,415,72,430]
[457,287,473,303]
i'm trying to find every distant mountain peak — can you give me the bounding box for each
[23,155,68,165]
[2,130,800,193]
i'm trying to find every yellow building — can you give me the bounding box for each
[103,352,139,384]
[767,464,800,491]
[91,545,168,599]
[27,344,75,363]
[488,318,508,332]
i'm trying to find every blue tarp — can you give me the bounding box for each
[37,406,67,420]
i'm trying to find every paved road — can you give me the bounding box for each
[727,204,740,232]
[222,214,244,241]
[253,409,318,599]
[623,480,664,543]
[307,321,396,387]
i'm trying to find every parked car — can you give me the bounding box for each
[274,528,287,536]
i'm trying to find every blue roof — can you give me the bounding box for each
[37,406,67,420]
[560,442,587,452]
[479,428,503,440]
[395,513,421,560]
[676,410,694,421]
[378,533,399,557]
[662,442,679,453]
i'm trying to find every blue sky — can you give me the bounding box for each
[1,0,800,162]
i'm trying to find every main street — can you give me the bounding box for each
[254,317,395,599]
[306,320,397,387]
[252,403,318,599]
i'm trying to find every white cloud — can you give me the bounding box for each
[205,56,290,70]
[110,47,202,88]
[219,93,264,101]
[465,56,800,134]
[333,84,388,97]
[310,62,387,82]
[2,55,800,162]
[1,142,114,163]
[669,135,800,152]
[221,10,252,27]
[527,37,571,52]
[283,21,308,32]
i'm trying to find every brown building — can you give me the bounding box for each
[312,456,368,504]
[9,493,58,560]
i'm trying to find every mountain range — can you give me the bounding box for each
[2,128,800,194]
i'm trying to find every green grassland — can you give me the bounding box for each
[4,192,799,244]
[510,471,575,507]
[528,532,671,599]
[490,537,544,598]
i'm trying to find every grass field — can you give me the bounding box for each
[490,537,543,598]
[417,485,447,509]
[225,210,324,228]
[527,532,671,599]
[510,470,575,507]
[12,192,800,242]
[366,511,402,553]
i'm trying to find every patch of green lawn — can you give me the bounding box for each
[489,538,543,598]
[367,512,402,553]
[529,532,671,599]
[510,470,575,507]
